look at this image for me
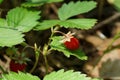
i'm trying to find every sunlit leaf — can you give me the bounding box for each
[6,7,40,32]
[58,1,96,20]
[44,69,91,80]
[59,19,97,29]
[35,19,97,30]
[0,18,8,27]
[35,20,60,30]
[113,0,120,11]
[0,27,24,47]
[1,72,40,80]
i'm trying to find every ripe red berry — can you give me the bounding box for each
[10,60,26,72]
[60,31,80,50]
[64,37,79,50]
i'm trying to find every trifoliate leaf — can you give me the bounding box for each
[0,27,24,47]
[6,7,40,32]
[50,36,87,60]
[35,20,60,30]
[59,19,97,29]
[0,18,8,27]
[43,69,91,80]
[1,71,40,80]
[58,1,96,20]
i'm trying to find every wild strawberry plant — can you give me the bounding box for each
[35,1,97,60]
[0,0,98,80]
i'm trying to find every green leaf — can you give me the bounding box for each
[0,0,3,4]
[35,19,97,30]
[0,27,24,47]
[47,0,63,3]
[22,2,43,7]
[0,18,8,27]
[43,69,91,80]
[113,0,120,11]
[22,0,63,7]
[27,0,47,3]
[59,19,97,29]
[50,36,87,60]
[6,7,40,32]
[35,20,60,30]
[1,72,40,80]
[27,0,63,3]
[22,0,44,7]
[58,1,96,20]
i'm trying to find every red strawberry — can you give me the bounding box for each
[64,37,79,50]
[10,50,29,72]
[10,60,26,72]
[60,31,80,50]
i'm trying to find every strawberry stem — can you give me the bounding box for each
[29,51,39,73]
[41,26,60,74]
[29,44,40,73]
[54,31,67,37]
[43,54,49,74]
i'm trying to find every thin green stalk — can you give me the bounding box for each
[18,42,40,73]
[42,26,60,74]
[43,44,49,73]
[29,47,40,73]
[21,42,29,47]
[43,54,49,74]
[48,26,60,45]
[29,57,39,73]
[20,42,37,73]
